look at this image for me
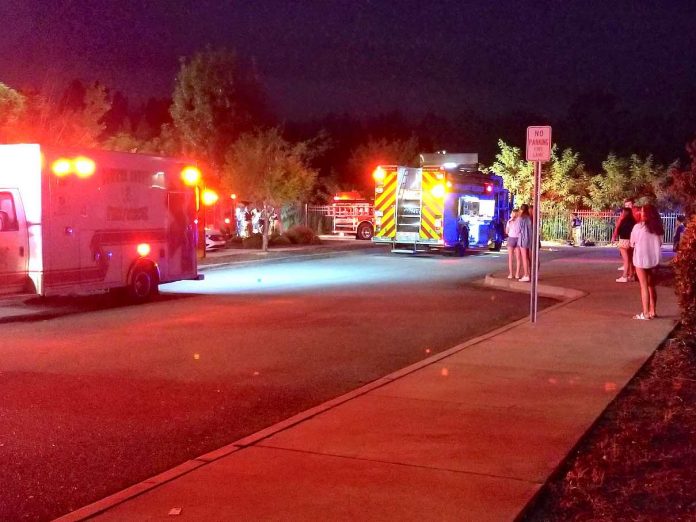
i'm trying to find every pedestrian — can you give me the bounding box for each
[611,207,636,282]
[505,208,522,279]
[517,204,533,282]
[673,215,685,252]
[613,198,637,271]
[630,204,664,320]
[570,212,583,246]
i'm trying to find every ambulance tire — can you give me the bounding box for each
[128,265,159,302]
[356,222,373,240]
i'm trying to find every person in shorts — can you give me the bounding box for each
[630,204,663,319]
[505,208,521,279]
[611,207,636,282]
[517,204,533,282]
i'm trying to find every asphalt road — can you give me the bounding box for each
[0,247,558,521]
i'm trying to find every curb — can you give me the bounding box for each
[483,273,586,300]
[54,277,587,521]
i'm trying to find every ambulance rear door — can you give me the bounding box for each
[0,190,30,294]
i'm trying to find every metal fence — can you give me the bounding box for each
[541,210,680,245]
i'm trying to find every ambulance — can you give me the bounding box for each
[372,153,510,255]
[0,144,201,301]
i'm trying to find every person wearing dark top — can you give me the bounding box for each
[673,215,685,252]
[612,207,636,282]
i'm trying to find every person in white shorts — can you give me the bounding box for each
[505,208,522,279]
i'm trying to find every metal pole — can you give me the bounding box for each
[530,161,542,323]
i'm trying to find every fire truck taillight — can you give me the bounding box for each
[74,156,96,178]
[431,184,446,198]
[51,158,72,177]
[372,167,385,181]
[137,243,151,257]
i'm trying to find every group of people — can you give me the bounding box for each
[505,204,534,282]
[234,205,281,238]
[612,198,685,321]
[503,198,687,322]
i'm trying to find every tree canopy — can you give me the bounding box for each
[221,128,318,250]
[170,47,271,176]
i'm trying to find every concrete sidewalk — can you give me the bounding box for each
[55,248,679,521]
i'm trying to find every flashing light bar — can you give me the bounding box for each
[51,156,96,178]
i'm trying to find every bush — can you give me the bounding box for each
[674,215,696,339]
[283,225,321,245]
[270,234,292,247]
[241,233,263,249]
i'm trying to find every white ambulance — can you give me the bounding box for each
[0,144,201,301]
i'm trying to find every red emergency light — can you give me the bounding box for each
[484,183,493,193]
[136,243,151,257]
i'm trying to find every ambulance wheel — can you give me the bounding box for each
[128,266,158,302]
[356,222,373,240]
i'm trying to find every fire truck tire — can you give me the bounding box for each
[128,265,159,302]
[356,222,374,240]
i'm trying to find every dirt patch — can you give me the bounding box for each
[521,326,696,521]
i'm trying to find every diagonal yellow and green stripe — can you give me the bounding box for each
[420,168,444,240]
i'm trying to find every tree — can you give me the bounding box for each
[585,154,629,210]
[487,140,590,211]
[347,136,420,192]
[487,139,534,205]
[2,82,111,147]
[0,82,26,139]
[585,154,665,210]
[541,146,587,211]
[661,139,696,215]
[221,128,318,251]
[170,48,271,178]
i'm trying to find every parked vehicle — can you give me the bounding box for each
[0,144,202,301]
[372,153,510,255]
[205,229,227,251]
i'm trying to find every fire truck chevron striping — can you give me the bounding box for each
[419,167,442,240]
[374,167,397,239]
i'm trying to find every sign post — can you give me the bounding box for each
[526,126,552,323]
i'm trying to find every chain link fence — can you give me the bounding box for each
[541,210,680,245]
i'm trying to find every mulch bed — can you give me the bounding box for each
[522,270,696,521]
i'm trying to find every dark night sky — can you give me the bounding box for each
[1,0,695,121]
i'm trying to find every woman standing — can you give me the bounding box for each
[505,209,521,279]
[612,207,636,282]
[517,204,533,282]
[630,204,664,320]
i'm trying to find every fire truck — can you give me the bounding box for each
[372,153,510,255]
[0,144,201,301]
[328,191,374,239]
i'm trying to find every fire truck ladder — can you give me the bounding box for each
[392,169,422,254]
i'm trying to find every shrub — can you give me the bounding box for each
[270,234,292,247]
[241,233,263,249]
[283,225,320,245]
[674,215,696,339]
